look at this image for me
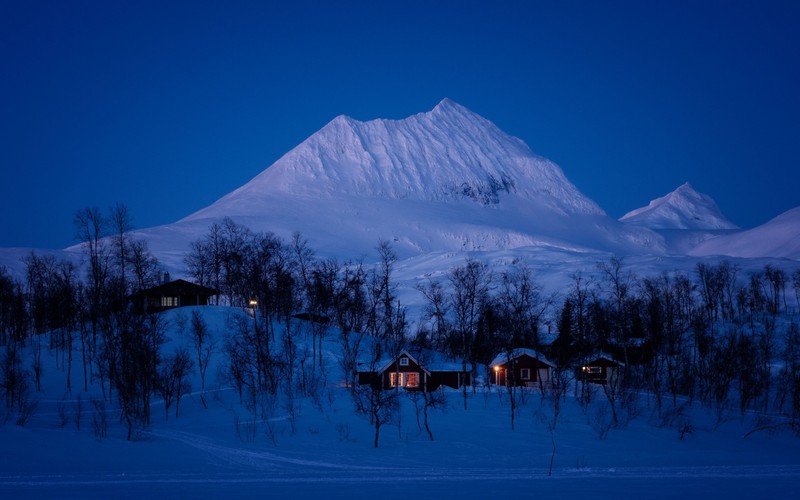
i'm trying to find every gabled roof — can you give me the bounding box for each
[583,352,625,367]
[376,350,431,376]
[490,348,555,368]
[357,348,473,374]
[137,279,219,297]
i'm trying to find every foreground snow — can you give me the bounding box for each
[2,307,800,498]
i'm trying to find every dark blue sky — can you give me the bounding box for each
[2,0,798,249]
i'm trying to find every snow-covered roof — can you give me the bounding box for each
[583,352,625,367]
[489,348,555,368]
[357,348,472,374]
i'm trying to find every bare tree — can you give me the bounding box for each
[448,259,490,410]
[159,347,194,420]
[415,279,450,353]
[74,206,108,367]
[190,310,214,408]
[494,266,553,429]
[127,239,161,293]
[352,343,399,448]
[792,270,800,313]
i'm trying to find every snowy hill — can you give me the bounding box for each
[147,99,662,260]
[689,206,800,259]
[620,182,737,230]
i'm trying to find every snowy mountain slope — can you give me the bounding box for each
[167,99,663,259]
[620,182,738,230]
[689,206,800,259]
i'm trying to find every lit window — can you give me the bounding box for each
[520,368,531,380]
[161,296,178,307]
[399,357,409,366]
[583,366,602,374]
[390,372,419,387]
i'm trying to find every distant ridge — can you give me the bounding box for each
[689,206,800,259]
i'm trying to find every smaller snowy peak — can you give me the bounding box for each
[620,182,738,230]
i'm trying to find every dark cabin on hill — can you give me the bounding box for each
[357,350,472,392]
[131,278,219,312]
[489,348,555,387]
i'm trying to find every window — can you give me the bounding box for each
[390,372,419,388]
[161,296,178,307]
[520,368,531,380]
[399,357,409,366]
[583,366,602,374]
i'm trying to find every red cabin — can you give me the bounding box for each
[489,348,555,387]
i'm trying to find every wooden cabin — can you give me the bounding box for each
[489,348,555,387]
[357,350,472,392]
[579,354,624,384]
[131,278,219,312]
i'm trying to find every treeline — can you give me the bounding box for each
[2,211,800,441]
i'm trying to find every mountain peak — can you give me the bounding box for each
[431,97,469,115]
[189,101,605,218]
[620,183,738,230]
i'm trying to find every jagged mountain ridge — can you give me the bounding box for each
[620,182,738,230]
[185,99,604,220]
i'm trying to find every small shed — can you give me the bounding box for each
[131,279,219,312]
[489,348,555,387]
[579,353,624,384]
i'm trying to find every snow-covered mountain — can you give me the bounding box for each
[159,99,662,260]
[188,99,602,216]
[689,206,800,259]
[620,182,737,230]
[3,100,797,282]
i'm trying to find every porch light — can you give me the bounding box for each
[494,366,499,372]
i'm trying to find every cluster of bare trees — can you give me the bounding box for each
[185,219,413,446]
[411,255,800,433]
[0,205,183,438]
[550,258,800,428]
[4,207,800,443]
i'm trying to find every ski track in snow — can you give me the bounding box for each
[2,464,799,487]
[6,427,798,488]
